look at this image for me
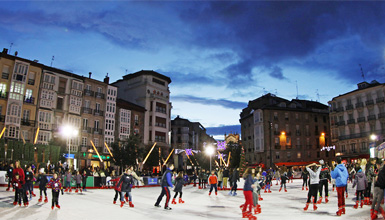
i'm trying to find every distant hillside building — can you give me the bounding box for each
[329,81,385,161]
[240,93,332,168]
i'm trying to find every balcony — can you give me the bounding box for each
[336,107,344,112]
[21,119,35,127]
[367,115,376,121]
[345,105,354,110]
[0,92,8,99]
[376,97,385,104]
[337,121,346,126]
[338,135,350,140]
[155,107,167,114]
[82,127,91,133]
[95,92,105,99]
[27,79,35,85]
[84,89,94,97]
[81,107,93,114]
[366,99,374,106]
[2,72,9,79]
[24,96,35,104]
[155,122,167,128]
[347,119,356,124]
[93,128,102,134]
[357,117,366,123]
[0,115,5,122]
[355,102,364,108]
[93,109,104,116]
[295,145,302,149]
[379,113,385,119]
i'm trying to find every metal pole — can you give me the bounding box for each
[269,121,272,168]
[210,155,212,172]
[68,137,70,168]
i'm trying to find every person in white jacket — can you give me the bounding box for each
[303,163,322,211]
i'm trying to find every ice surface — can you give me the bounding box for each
[0,180,374,220]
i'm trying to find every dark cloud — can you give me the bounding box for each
[269,66,287,81]
[171,95,247,110]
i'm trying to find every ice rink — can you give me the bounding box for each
[0,179,376,220]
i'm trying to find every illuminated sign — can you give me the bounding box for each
[92,155,110,160]
[217,141,226,150]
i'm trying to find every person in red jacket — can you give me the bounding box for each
[110,176,122,204]
[12,173,27,206]
[12,160,27,205]
[208,170,218,196]
[47,173,62,210]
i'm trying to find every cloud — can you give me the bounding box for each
[206,125,241,136]
[269,66,288,81]
[171,95,247,110]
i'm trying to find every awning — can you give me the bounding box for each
[274,161,318,167]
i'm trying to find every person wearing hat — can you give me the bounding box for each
[317,159,331,204]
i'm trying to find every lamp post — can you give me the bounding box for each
[61,125,79,169]
[370,134,377,158]
[206,145,215,171]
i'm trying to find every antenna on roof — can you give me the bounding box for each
[275,89,277,95]
[359,64,365,81]
[125,69,128,75]
[295,80,299,99]
[9,43,13,54]
[50,56,55,67]
[316,89,320,102]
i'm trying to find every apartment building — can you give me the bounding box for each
[329,81,385,161]
[115,98,146,142]
[240,93,331,168]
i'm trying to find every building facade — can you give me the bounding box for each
[329,81,385,161]
[115,98,146,142]
[113,70,172,150]
[240,93,332,168]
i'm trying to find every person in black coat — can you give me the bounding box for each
[116,168,134,208]
[371,159,385,219]
[6,162,14,191]
[36,168,49,203]
[229,168,240,196]
[171,171,185,204]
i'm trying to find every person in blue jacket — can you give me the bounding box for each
[331,157,348,216]
[155,163,174,210]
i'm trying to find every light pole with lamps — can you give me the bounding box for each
[61,125,79,169]
[370,134,378,158]
[206,145,215,172]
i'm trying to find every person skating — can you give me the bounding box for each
[317,160,331,204]
[330,157,349,216]
[82,169,88,192]
[264,172,272,193]
[371,159,385,220]
[352,168,367,209]
[74,171,83,193]
[12,160,27,206]
[36,168,49,203]
[172,171,185,204]
[12,173,26,206]
[64,170,73,193]
[365,158,377,205]
[241,168,256,220]
[24,165,36,200]
[301,167,309,191]
[183,172,189,187]
[229,167,240,196]
[223,168,229,190]
[279,173,289,192]
[47,173,62,210]
[208,170,218,196]
[303,163,321,211]
[217,169,223,190]
[154,163,174,210]
[274,169,281,186]
[198,169,205,189]
[110,175,122,204]
[116,168,134,207]
[204,170,210,189]
[252,169,262,215]
[6,162,14,191]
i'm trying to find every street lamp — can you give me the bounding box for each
[61,125,79,169]
[206,145,215,172]
[370,134,378,158]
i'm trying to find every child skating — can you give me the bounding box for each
[172,171,185,204]
[48,173,62,210]
[208,170,218,196]
[36,168,48,203]
[279,173,289,192]
[74,171,83,193]
[64,170,73,193]
[12,173,27,206]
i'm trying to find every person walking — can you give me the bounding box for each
[331,157,349,216]
[154,163,174,210]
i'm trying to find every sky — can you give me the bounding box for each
[1,1,385,139]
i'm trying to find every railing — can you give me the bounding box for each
[95,92,105,99]
[82,127,92,133]
[345,105,354,110]
[337,121,345,126]
[81,107,93,114]
[347,119,355,124]
[24,96,35,104]
[93,128,102,134]
[94,110,104,116]
[336,107,344,112]
[84,89,94,96]
[21,119,35,126]
[27,79,35,85]
[367,115,376,121]
[376,97,385,104]
[155,122,166,128]
[2,72,9,79]
[274,144,281,149]
[366,100,374,106]
[355,102,364,108]
[357,117,366,123]
[0,92,8,99]
[58,87,66,94]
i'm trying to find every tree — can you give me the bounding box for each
[223,141,241,169]
[111,134,144,174]
[239,144,247,176]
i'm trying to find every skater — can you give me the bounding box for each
[365,158,377,205]
[36,168,49,203]
[352,168,367,209]
[317,160,331,204]
[218,168,223,189]
[183,172,189,187]
[288,168,294,183]
[74,171,83,193]
[154,163,174,210]
[208,170,218,196]
[172,171,185,204]
[47,173,62,210]
[82,169,88,192]
[223,168,229,190]
[6,162,14,191]
[116,168,134,207]
[279,172,289,192]
[331,157,349,216]
[12,173,27,206]
[241,168,256,220]
[64,170,73,192]
[264,172,272,193]
[205,170,210,188]
[24,165,36,199]
[274,168,281,185]
[301,167,309,190]
[198,169,205,189]
[252,169,262,214]
[303,163,321,211]
[371,159,385,219]
[192,170,197,187]
[229,167,240,196]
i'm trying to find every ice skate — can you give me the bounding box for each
[31,192,36,197]
[56,205,60,209]
[279,187,282,192]
[325,196,329,203]
[120,201,125,207]
[353,201,359,209]
[306,187,308,191]
[303,203,309,211]
[254,204,261,214]
[371,210,378,220]
[360,200,364,208]
[164,206,172,210]
[44,197,48,203]
[75,189,79,193]
[313,203,317,211]
[302,186,304,191]
[284,189,287,192]
[51,206,54,210]
[113,200,116,204]
[125,195,129,202]
[6,187,10,191]
[80,189,82,193]
[171,198,177,204]
[317,197,322,204]
[232,192,237,196]
[341,207,345,214]
[38,196,42,202]
[258,196,263,201]
[69,188,72,193]
[129,201,134,207]
[179,198,185,203]
[64,188,68,192]
[13,201,17,206]
[209,192,211,196]
[242,211,252,218]
[336,207,342,216]
[264,189,267,193]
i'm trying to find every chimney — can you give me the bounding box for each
[14,51,18,56]
[2,48,8,54]
[89,72,92,79]
[104,73,110,84]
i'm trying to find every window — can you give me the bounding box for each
[94,138,99,147]
[7,126,19,138]
[57,97,63,110]
[297,152,301,159]
[351,143,356,153]
[0,83,6,94]
[295,113,299,120]
[153,77,165,86]
[28,72,35,85]
[361,142,367,151]
[287,152,291,158]
[82,118,88,129]
[82,137,87,146]
[97,87,102,93]
[22,110,30,121]
[2,65,10,79]
[13,63,28,82]
[341,145,346,153]
[120,109,131,124]
[274,112,278,120]
[86,84,91,91]
[94,120,99,130]
[95,103,100,111]
[285,113,289,120]
[275,152,280,159]
[135,115,139,125]
[25,89,32,99]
